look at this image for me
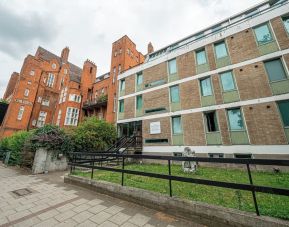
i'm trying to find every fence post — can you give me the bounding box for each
[168,159,172,197]
[91,160,94,180]
[121,156,125,186]
[246,163,260,216]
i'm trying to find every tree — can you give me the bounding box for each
[72,117,117,152]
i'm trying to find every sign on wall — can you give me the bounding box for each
[150,121,161,134]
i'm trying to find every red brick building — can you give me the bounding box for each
[0,35,145,138]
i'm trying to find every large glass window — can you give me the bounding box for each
[56,110,62,126]
[136,72,143,85]
[254,24,273,45]
[119,100,124,113]
[205,111,219,132]
[227,108,245,130]
[17,106,24,120]
[264,59,287,82]
[47,73,55,87]
[37,111,47,127]
[136,95,143,110]
[172,116,182,134]
[196,49,207,65]
[65,107,79,126]
[168,59,177,75]
[220,71,236,91]
[278,100,289,127]
[283,16,289,34]
[170,85,180,103]
[120,79,125,91]
[200,77,213,96]
[214,41,228,59]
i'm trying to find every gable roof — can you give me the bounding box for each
[36,47,82,83]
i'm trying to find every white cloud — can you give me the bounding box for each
[0,0,263,97]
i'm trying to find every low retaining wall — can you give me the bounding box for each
[64,174,289,227]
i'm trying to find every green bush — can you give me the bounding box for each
[0,131,32,165]
[30,125,73,157]
[72,117,117,152]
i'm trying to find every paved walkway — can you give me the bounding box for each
[0,164,202,227]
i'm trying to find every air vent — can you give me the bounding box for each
[145,107,166,114]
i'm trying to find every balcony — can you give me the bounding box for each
[83,95,108,110]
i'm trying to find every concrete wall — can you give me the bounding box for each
[32,148,68,174]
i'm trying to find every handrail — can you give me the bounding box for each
[69,152,289,216]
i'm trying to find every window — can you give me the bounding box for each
[196,49,207,65]
[119,48,122,54]
[220,71,236,91]
[278,100,289,127]
[145,139,168,144]
[47,73,55,87]
[264,59,287,82]
[283,16,289,34]
[172,116,182,134]
[52,63,57,69]
[168,59,177,75]
[170,85,180,103]
[27,81,32,85]
[145,107,166,114]
[37,97,42,103]
[214,41,228,59]
[118,64,122,73]
[136,95,143,110]
[59,87,68,103]
[136,72,143,86]
[17,106,24,120]
[56,110,62,126]
[119,100,124,113]
[69,94,81,103]
[113,94,117,112]
[200,77,213,96]
[234,154,252,159]
[65,107,79,126]
[254,24,273,45]
[42,99,50,106]
[113,67,116,84]
[227,108,245,130]
[37,111,47,127]
[24,89,29,97]
[30,70,35,76]
[64,69,68,74]
[120,79,125,91]
[204,111,219,132]
[209,153,224,158]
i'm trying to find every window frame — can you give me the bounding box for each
[200,77,213,97]
[169,85,180,103]
[24,89,29,97]
[136,72,143,86]
[119,100,124,113]
[171,116,183,135]
[168,58,177,75]
[64,107,79,126]
[264,58,288,83]
[220,71,237,92]
[37,111,47,128]
[196,48,207,65]
[120,79,125,91]
[214,41,229,59]
[277,100,289,128]
[136,95,143,110]
[253,23,274,46]
[204,111,219,133]
[226,107,246,131]
[17,106,25,120]
[282,15,289,36]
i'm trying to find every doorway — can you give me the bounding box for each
[118,121,142,137]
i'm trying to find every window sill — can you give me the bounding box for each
[257,40,275,46]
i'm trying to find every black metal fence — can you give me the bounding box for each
[69,153,289,216]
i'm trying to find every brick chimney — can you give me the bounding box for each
[61,47,70,63]
[147,42,154,54]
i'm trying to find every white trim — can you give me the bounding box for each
[119,48,289,101]
[118,3,289,80]
[143,145,289,155]
[117,93,289,123]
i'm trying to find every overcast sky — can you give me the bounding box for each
[0,0,263,97]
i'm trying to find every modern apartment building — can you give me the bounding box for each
[116,0,289,158]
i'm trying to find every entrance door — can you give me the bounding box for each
[118,121,142,137]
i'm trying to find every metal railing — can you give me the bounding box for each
[69,153,289,216]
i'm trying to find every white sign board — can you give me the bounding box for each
[150,121,161,134]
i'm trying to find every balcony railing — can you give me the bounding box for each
[83,95,108,109]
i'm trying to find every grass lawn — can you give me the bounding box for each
[72,163,289,220]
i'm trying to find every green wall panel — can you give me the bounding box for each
[119,90,125,97]
[230,131,249,145]
[258,41,279,56]
[223,90,240,103]
[197,63,210,74]
[172,134,184,146]
[206,132,222,145]
[136,109,143,117]
[169,73,179,82]
[118,112,124,120]
[285,128,289,144]
[271,80,289,95]
[216,56,231,68]
[171,102,181,112]
[201,95,216,107]
[136,84,143,92]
